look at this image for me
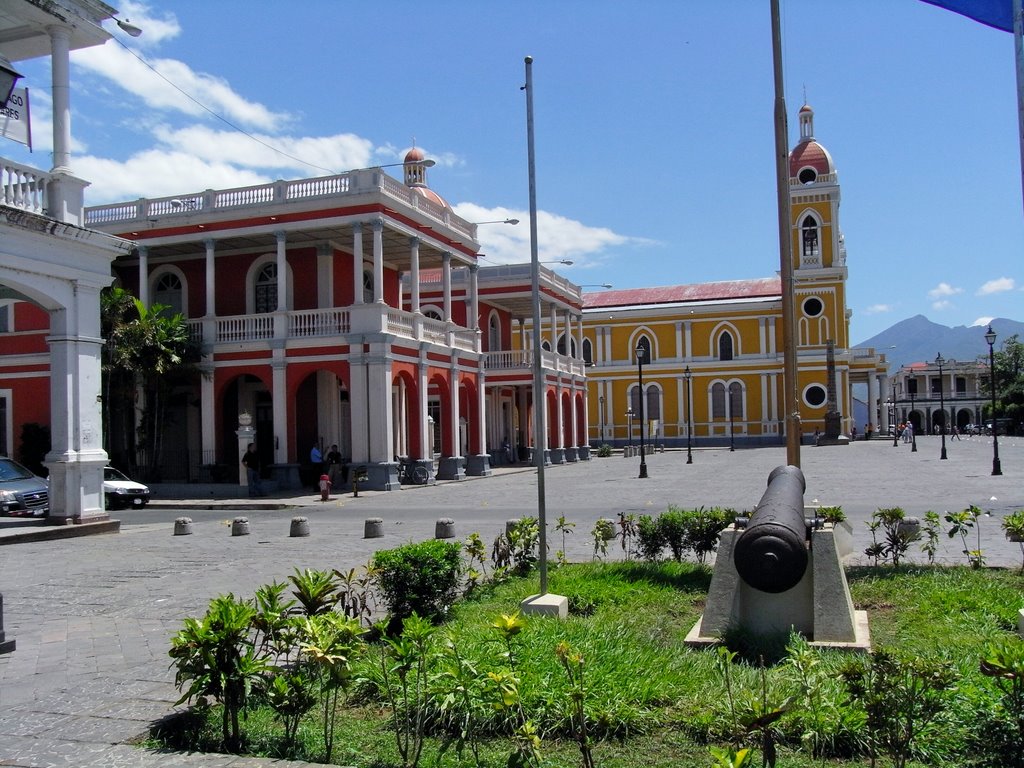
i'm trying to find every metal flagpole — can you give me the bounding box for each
[1015,0,1024,219]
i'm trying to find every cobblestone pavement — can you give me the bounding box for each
[0,436,1021,766]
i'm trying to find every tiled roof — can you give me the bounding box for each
[583,278,781,309]
[789,139,834,177]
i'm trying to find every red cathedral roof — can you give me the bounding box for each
[789,139,834,178]
[583,278,781,309]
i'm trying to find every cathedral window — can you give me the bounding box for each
[802,215,820,259]
[718,332,734,361]
[712,382,726,419]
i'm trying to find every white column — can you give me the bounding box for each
[204,239,216,316]
[868,374,879,432]
[417,359,431,459]
[760,374,769,423]
[317,244,333,308]
[49,25,72,173]
[409,236,421,313]
[449,357,461,456]
[272,359,287,464]
[570,386,579,448]
[396,271,404,312]
[372,218,384,303]
[137,245,149,308]
[476,365,487,454]
[200,365,215,458]
[759,317,767,354]
[550,303,558,349]
[368,356,394,462]
[564,310,572,357]
[578,315,585,361]
[676,378,684,433]
[675,322,683,359]
[468,264,479,329]
[275,231,287,312]
[352,222,364,304]
[442,252,452,322]
[879,374,890,434]
[684,321,693,361]
[556,384,565,449]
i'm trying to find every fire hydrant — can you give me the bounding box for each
[319,473,331,502]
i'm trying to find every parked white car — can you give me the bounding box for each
[103,467,150,509]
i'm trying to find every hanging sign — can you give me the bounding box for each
[0,87,31,149]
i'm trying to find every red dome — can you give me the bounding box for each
[404,147,426,164]
[411,186,449,208]
[789,139,834,180]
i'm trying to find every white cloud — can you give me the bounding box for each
[74,34,290,132]
[976,277,1015,295]
[931,299,952,311]
[971,317,995,327]
[863,303,892,315]
[927,282,962,299]
[453,203,646,268]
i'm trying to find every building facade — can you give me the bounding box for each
[0,0,133,523]
[888,359,989,435]
[583,104,888,447]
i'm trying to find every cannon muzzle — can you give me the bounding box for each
[733,465,808,593]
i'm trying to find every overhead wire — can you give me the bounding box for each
[108,31,339,177]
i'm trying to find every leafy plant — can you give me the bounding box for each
[265,668,316,755]
[373,539,463,626]
[1001,509,1024,571]
[841,647,956,768]
[658,508,688,561]
[289,567,338,616]
[865,507,918,567]
[945,505,986,568]
[591,518,616,560]
[709,746,752,767]
[919,511,941,566]
[818,505,846,524]
[556,641,596,768]
[377,613,437,768]
[168,594,265,752]
[595,443,612,458]
[493,517,540,576]
[635,514,665,562]
[980,638,1024,768]
[332,565,374,625]
[684,506,735,564]
[301,612,365,763]
[555,515,576,565]
[617,511,638,560]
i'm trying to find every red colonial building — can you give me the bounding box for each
[26,149,587,491]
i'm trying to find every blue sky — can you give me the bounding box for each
[4,0,1021,343]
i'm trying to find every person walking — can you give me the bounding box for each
[242,443,262,497]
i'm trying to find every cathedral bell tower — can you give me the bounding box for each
[788,103,850,351]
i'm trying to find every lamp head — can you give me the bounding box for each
[984,325,997,346]
[116,18,143,37]
[935,353,944,367]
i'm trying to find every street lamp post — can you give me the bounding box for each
[891,382,899,447]
[909,390,917,452]
[936,353,948,460]
[626,407,633,448]
[684,366,693,464]
[636,344,648,479]
[984,325,1003,476]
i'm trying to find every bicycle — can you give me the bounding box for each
[397,458,430,485]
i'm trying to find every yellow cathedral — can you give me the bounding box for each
[581,104,888,448]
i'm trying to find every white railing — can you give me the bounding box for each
[485,350,531,370]
[217,315,274,342]
[83,169,475,236]
[290,308,350,337]
[452,328,478,352]
[386,309,413,336]
[420,316,449,345]
[1,158,50,214]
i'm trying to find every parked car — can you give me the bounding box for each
[103,467,150,509]
[0,457,49,517]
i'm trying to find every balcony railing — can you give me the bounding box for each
[1,158,50,215]
[484,348,585,376]
[186,305,478,353]
[83,168,476,240]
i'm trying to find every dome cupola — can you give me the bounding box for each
[788,103,835,184]
[402,146,449,208]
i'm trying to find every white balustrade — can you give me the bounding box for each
[1,159,50,214]
[290,308,350,337]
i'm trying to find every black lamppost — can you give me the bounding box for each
[984,325,1003,476]
[936,353,948,460]
[684,365,693,464]
[636,344,648,478]
[891,381,899,447]
[598,395,605,443]
[626,407,633,448]
[909,389,917,452]
[728,382,738,452]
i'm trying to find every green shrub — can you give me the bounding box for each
[596,443,612,458]
[683,506,734,564]
[372,539,463,624]
[636,514,664,561]
[658,508,688,561]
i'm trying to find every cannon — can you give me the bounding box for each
[733,464,809,593]
[687,464,868,649]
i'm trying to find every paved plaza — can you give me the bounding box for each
[0,434,1021,767]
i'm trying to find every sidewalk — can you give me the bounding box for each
[0,438,1020,767]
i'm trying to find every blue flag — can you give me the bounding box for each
[921,1,1013,32]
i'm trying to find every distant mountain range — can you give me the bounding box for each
[856,315,1024,372]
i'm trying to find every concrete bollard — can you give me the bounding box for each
[290,516,310,537]
[173,517,193,536]
[231,516,250,536]
[364,518,384,538]
[435,518,456,539]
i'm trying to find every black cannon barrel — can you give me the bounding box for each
[733,465,808,593]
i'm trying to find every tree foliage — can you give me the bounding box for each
[982,333,1024,431]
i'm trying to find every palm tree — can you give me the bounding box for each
[101,287,201,480]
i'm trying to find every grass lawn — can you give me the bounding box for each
[149,561,1024,767]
